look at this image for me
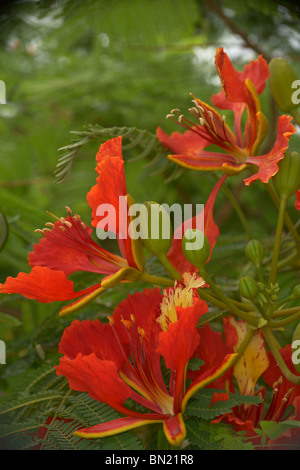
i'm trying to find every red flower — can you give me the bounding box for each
[198,317,300,446]
[55,274,236,446]
[157,48,296,185]
[0,137,145,316]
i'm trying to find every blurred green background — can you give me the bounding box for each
[0,0,299,396]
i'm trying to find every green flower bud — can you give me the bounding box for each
[292,322,300,374]
[139,201,172,257]
[245,239,265,266]
[182,229,211,268]
[273,152,300,200]
[269,57,299,114]
[292,284,300,299]
[239,277,259,300]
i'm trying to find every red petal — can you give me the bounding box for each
[157,298,207,412]
[157,298,207,372]
[295,190,300,210]
[87,138,141,269]
[167,175,226,274]
[87,148,127,233]
[58,319,126,368]
[28,216,124,276]
[212,54,269,110]
[163,413,187,447]
[188,324,234,391]
[214,48,249,104]
[156,127,211,156]
[74,416,162,439]
[55,354,131,407]
[244,115,296,185]
[182,353,238,411]
[95,135,123,163]
[0,266,97,303]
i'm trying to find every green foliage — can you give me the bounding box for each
[1,0,300,452]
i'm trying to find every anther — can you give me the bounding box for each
[65,206,72,214]
[45,222,54,228]
[107,316,114,326]
[170,108,180,114]
[34,229,44,234]
[166,114,174,119]
[121,318,132,329]
[199,117,205,126]
[63,220,72,228]
[178,115,184,123]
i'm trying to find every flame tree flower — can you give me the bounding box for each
[0,137,149,316]
[55,273,237,447]
[156,48,295,186]
[191,317,300,445]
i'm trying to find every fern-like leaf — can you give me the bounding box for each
[55,124,168,184]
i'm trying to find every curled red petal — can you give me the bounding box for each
[58,319,126,368]
[244,115,296,185]
[163,413,186,447]
[214,48,249,104]
[0,266,96,303]
[212,54,269,110]
[74,416,162,439]
[167,175,226,274]
[55,354,131,407]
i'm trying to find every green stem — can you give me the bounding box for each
[266,183,300,244]
[198,266,259,326]
[270,310,300,328]
[269,196,287,286]
[140,272,174,287]
[262,326,300,384]
[272,306,300,318]
[221,182,253,239]
[158,254,182,281]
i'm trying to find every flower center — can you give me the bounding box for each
[157,273,205,331]
[108,315,174,415]
[166,97,249,163]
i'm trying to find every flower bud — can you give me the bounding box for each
[245,239,264,266]
[269,57,299,113]
[139,201,172,257]
[292,284,300,299]
[273,152,300,200]
[292,322,300,374]
[239,277,259,300]
[182,229,211,268]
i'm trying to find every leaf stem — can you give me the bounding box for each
[269,196,287,286]
[221,182,253,239]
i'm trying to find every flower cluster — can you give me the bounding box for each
[1,48,300,449]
